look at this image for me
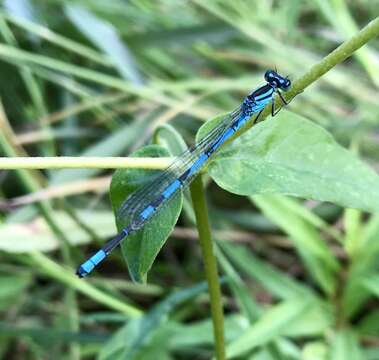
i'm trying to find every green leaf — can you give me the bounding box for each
[4,0,39,23]
[216,244,261,322]
[342,270,372,320]
[153,123,196,223]
[342,215,379,317]
[0,321,107,344]
[169,315,246,349]
[235,340,301,360]
[51,117,151,185]
[344,208,362,256]
[362,274,379,299]
[354,214,379,263]
[252,194,339,295]
[220,240,316,300]
[0,274,31,310]
[302,342,328,360]
[225,298,310,358]
[329,329,364,360]
[357,308,379,336]
[99,282,209,360]
[110,145,183,283]
[262,339,301,360]
[0,210,114,252]
[282,301,332,337]
[200,110,379,213]
[2,11,111,66]
[365,348,379,360]
[195,111,230,143]
[100,321,173,360]
[153,123,188,156]
[65,5,142,84]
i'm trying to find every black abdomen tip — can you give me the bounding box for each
[76,266,88,278]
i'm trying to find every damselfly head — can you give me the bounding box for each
[264,70,291,91]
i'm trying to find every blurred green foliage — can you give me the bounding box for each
[0,0,379,359]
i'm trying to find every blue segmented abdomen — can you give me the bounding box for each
[162,179,181,198]
[187,153,208,177]
[206,126,236,155]
[77,249,106,277]
[140,205,155,220]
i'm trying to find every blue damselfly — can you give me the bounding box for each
[77,70,291,277]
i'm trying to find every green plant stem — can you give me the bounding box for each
[190,175,225,360]
[288,16,379,97]
[0,156,171,169]
[65,288,80,360]
[231,16,379,140]
[329,0,379,86]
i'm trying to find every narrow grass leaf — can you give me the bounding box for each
[357,214,379,260]
[0,322,107,344]
[357,308,379,336]
[343,217,379,317]
[65,5,143,85]
[99,282,209,360]
[344,208,362,256]
[282,301,332,337]
[261,339,302,360]
[216,243,261,322]
[253,194,339,295]
[51,116,150,184]
[0,210,114,252]
[169,315,247,349]
[220,242,314,300]
[4,0,39,24]
[2,12,111,66]
[225,298,310,358]
[0,274,31,310]
[302,342,328,360]
[362,274,379,299]
[329,329,364,360]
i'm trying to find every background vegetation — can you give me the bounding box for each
[0,0,379,359]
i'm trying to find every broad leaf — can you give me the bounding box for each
[153,123,196,223]
[110,145,183,283]
[198,110,379,213]
[153,123,188,156]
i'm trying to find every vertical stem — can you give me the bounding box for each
[190,175,225,360]
[65,288,80,360]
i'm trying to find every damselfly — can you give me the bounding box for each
[77,70,291,278]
